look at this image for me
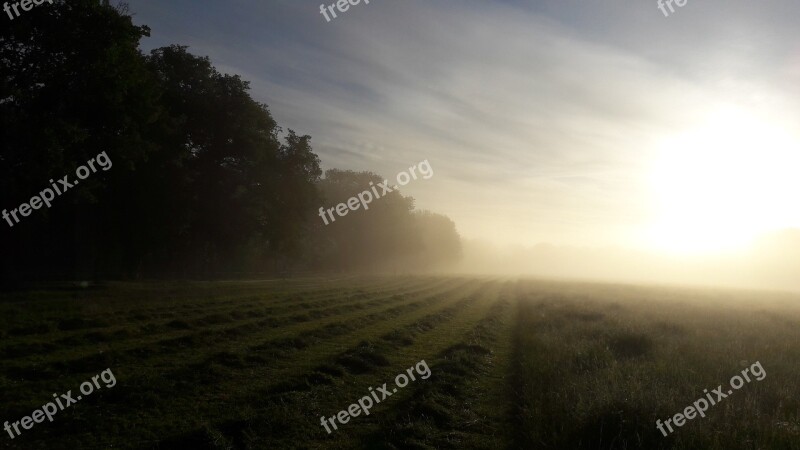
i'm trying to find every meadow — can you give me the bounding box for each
[1,277,799,449]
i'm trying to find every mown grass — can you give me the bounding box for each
[511,281,800,450]
[2,277,799,449]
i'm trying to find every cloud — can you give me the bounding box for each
[128,0,800,248]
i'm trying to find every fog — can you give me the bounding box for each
[453,229,800,292]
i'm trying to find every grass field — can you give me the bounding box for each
[2,277,800,449]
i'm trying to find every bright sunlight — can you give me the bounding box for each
[647,107,800,254]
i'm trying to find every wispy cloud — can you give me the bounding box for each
[128,0,800,247]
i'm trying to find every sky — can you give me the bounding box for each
[125,0,800,255]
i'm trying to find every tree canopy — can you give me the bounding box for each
[0,0,461,281]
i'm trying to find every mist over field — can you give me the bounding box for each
[2,0,800,449]
[457,229,800,292]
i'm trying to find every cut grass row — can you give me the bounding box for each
[1,279,459,406]
[0,277,451,365]
[139,280,490,447]
[0,276,427,343]
[360,283,514,449]
[160,283,504,448]
[266,280,510,449]
[0,276,430,347]
[7,277,800,449]
[15,279,485,448]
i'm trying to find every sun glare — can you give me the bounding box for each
[647,107,800,255]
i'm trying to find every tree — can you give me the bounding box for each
[142,46,322,276]
[313,169,462,273]
[0,0,159,281]
[0,1,457,281]
[409,210,462,270]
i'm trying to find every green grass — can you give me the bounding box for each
[1,277,799,449]
[511,280,800,450]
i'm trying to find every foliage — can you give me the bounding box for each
[0,2,460,280]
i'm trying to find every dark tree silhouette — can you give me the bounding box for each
[0,1,460,282]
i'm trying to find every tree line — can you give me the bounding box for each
[0,0,461,282]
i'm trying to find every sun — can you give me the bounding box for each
[646,107,800,255]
